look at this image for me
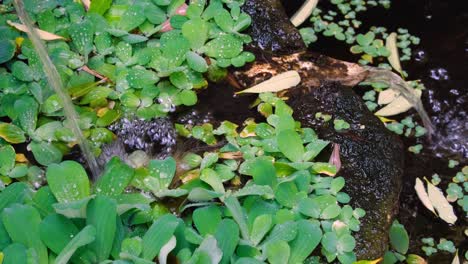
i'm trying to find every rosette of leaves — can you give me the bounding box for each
[350,32,390,64]
[0,0,254,169]
[0,93,363,263]
[86,0,254,119]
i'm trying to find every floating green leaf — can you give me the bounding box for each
[0,183,30,212]
[119,4,146,32]
[39,214,79,255]
[88,0,112,15]
[0,39,16,64]
[186,51,208,72]
[55,225,96,264]
[288,220,322,264]
[29,141,63,166]
[2,204,48,264]
[0,122,26,144]
[389,220,409,254]
[262,221,298,246]
[86,195,117,261]
[250,214,273,246]
[214,219,240,264]
[204,34,243,59]
[277,129,305,162]
[0,145,15,175]
[2,243,28,264]
[250,157,277,187]
[11,61,34,82]
[224,196,250,240]
[266,240,290,264]
[142,214,179,260]
[69,19,94,58]
[193,205,222,236]
[46,161,90,203]
[182,18,209,50]
[95,157,134,197]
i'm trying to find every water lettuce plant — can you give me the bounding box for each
[0,0,253,167]
[1,0,466,263]
[1,93,365,263]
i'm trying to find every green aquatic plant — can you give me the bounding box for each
[0,0,253,171]
[0,93,365,263]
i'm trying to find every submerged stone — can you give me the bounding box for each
[288,83,404,259]
[241,0,306,54]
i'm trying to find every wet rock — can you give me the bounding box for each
[234,1,404,258]
[288,83,404,259]
[241,0,306,54]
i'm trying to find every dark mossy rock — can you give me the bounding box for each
[241,0,306,54]
[288,83,404,259]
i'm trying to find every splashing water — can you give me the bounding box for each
[13,0,100,179]
[365,67,435,137]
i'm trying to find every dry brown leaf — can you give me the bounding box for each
[290,0,319,27]
[375,88,422,116]
[7,20,66,41]
[415,178,436,214]
[236,71,301,94]
[427,180,458,224]
[386,32,403,74]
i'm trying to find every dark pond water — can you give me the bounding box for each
[282,0,468,261]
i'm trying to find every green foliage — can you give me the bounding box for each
[0,0,253,169]
[0,92,363,263]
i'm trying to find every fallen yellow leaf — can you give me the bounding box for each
[377,116,397,123]
[236,71,301,94]
[97,107,109,117]
[15,36,24,46]
[386,32,403,74]
[353,257,382,264]
[7,20,66,41]
[414,178,436,214]
[290,0,319,27]
[375,88,422,116]
[15,153,28,163]
[426,179,457,224]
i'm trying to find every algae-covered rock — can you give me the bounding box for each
[288,84,404,259]
[237,0,405,258]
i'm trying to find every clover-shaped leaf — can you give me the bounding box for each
[186,51,208,73]
[182,18,209,51]
[46,161,90,203]
[214,9,234,32]
[204,34,243,59]
[127,68,159,88]
[0,145,16,175]
[0,39,16,64]
[118,4,146,32]
[356,32,376,47]
[69,19,94,59]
